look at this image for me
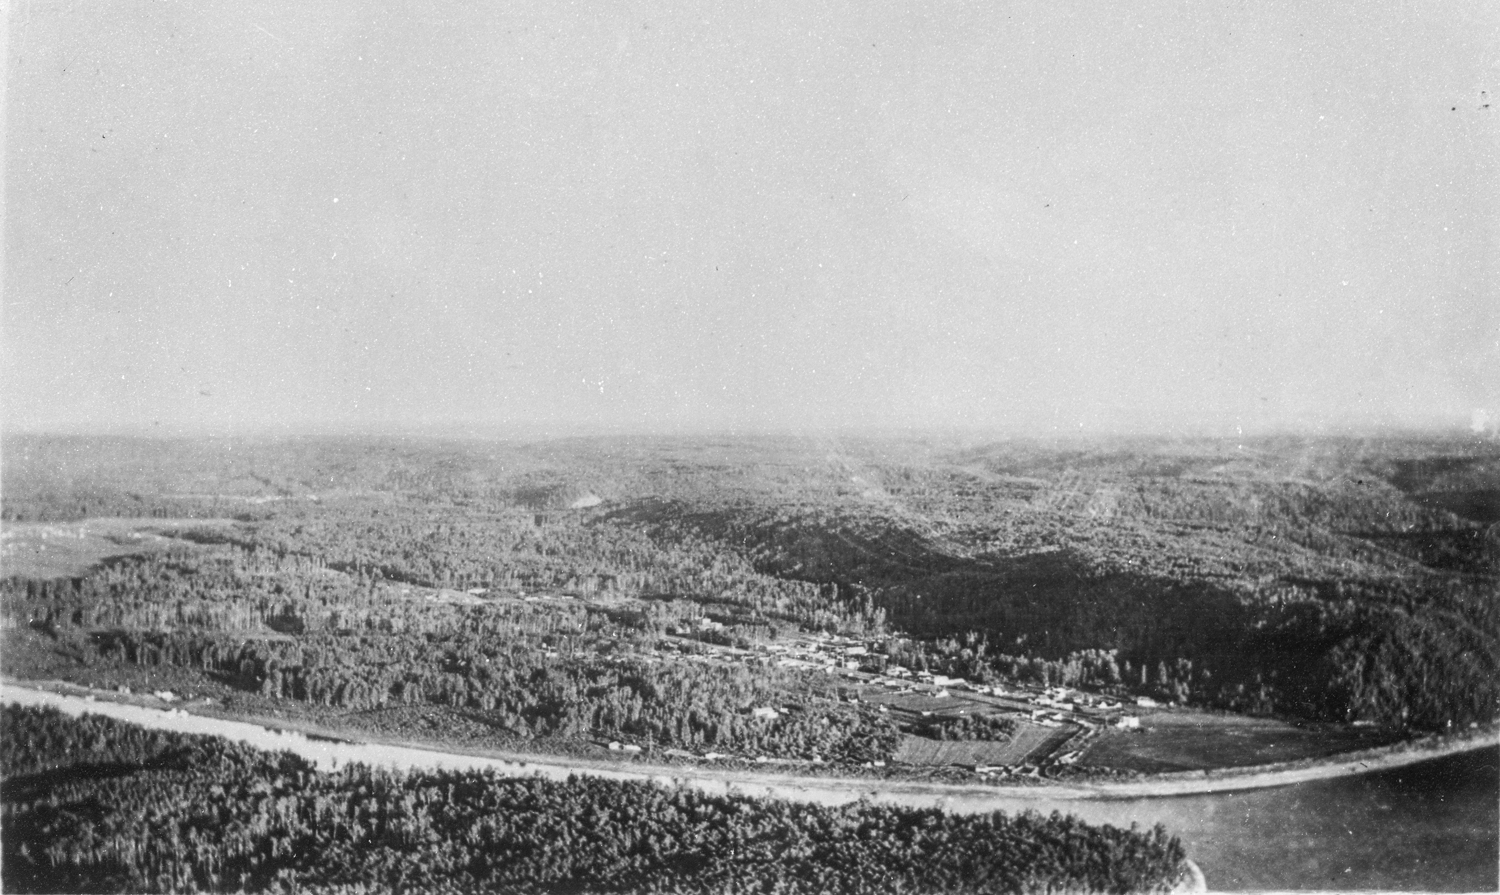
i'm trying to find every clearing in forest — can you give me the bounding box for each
[0,518,234,579]
[894,723,1074,767]
[1077,710,1404,773]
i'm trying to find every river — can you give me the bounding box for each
[5,685,1496,892]
[1047,747,1498,892]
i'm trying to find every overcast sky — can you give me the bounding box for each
[4,1,1496,436]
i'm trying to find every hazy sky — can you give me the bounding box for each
[4,1,1497,436]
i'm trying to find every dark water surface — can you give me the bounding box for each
[1060,747,1499,891]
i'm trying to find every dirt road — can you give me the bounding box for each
[5,678,1495,808]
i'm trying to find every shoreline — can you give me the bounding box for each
[5,677,1495,806]
[1176,859,1208,895]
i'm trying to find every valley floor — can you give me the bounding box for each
[6,677,1494,806]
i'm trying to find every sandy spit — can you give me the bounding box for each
[3,679,1495,811]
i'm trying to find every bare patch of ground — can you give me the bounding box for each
[1078,707,1403,772]
[895,724,1073,767]
[0,518,237,579]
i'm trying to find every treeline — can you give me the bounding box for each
[2,540,902,761]
[93,629,899,762]
[875,579,1499,730]
[205,505,885,633]
[6,433,1497,738]
[1,706,1191,894]
[2,550,901,762]
[653,503,1499,731]
[922,713,1020,742]
[0,433,518,522]
[3,537,842,652]
[1231,587,1500,728]
[884,638,1144,694]
[1058,477,1456,533]
[12,514,1497,734]
[6,547,612,639]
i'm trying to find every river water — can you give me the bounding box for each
[1050,747,1498,892]
[5,686,1496,892]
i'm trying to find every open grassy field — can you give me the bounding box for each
[0,519,232,579]
[1077,709,1403,773]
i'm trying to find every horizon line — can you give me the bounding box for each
[2,418,1493,444]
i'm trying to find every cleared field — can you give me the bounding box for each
[865,693,969,714]
[894,723,1074,767]
[1077,710,1402,773]
[0,518,232,578]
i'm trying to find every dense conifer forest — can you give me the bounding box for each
[0,706,1189,893]
[2,432,1494,892]
[3,433,1495,739]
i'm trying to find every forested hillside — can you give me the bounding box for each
[3,432,1496,750]
[0,705,1189,894]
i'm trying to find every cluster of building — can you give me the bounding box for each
[651,631,1157,733]
[542,618,1163,772]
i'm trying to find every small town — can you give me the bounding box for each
[629,624,1158,773]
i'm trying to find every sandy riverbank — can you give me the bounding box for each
[4,678,1495,808]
